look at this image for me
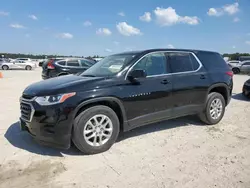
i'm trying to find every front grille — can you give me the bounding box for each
[20,101,34,122]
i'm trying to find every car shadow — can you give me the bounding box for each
[117,115,204,142]
[4,122,82,157]
[232,93,249,101]
[5,116,205,157]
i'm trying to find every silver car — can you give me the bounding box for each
[1,60,36,70]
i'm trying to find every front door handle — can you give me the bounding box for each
[161,79,170,85]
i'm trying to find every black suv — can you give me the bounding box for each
[42,58,96,79]
[20,49,233,154]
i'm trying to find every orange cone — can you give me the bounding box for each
[0,72,3,78]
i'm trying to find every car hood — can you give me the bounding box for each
[23,75,105,96]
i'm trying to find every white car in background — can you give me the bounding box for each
[1,59,36,70]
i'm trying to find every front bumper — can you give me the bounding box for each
[20,97,75,149]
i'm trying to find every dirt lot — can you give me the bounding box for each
[0,68,250,188]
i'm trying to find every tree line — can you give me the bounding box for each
[1,52,250,61]
[223,53,250,60]
[0,53,103,60]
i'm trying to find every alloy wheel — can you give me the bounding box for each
[83,114,113,147]
[210,98,223,120]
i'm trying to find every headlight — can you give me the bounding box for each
[35,92,76,106]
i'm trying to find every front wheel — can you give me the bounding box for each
[72,105,120,154]
[198,92,226,125]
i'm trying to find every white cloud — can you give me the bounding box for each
[10,24,25,29]
[116,22,142,36]
[96,28,112,36]
[154,7,200,26]
[0,11,9,16]
[57,33,73,39]
[207,8,223,17]
[167,44,175,49]
[29,14,38,20]
[118,12,125,17]
[223,3,239,15]
[232,46,236,49]
[139,12,151,22]
[208,3,239,17]
[105,49,112,52]
[246,41,250,45]
[113,41,119,45]
[83,21,92,26]
[233,17,240,22]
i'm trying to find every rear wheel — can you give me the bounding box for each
[232,68,240,74]
[198,92,226,125]
[72,105,120,154]
[2,65,9,70]
[25,65,32,70]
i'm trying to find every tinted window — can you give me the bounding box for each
[67,60,79,67]
[132,52,167,76]
[168,52,193,73]
[189,53,200,70]
[57,61,66,66]
[243,62,250,65]
[80,60,93,67]
[196,52,228,71]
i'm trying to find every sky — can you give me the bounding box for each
[0,0,250,56]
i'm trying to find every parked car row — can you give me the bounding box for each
[20,48,235,155]
[227,60,250,74]
[0,58,36,70]
[41,57,96,79]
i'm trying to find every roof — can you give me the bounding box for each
[114,48,218,56]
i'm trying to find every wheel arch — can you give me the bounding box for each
[72,97,128,132]
[208,83,229,105]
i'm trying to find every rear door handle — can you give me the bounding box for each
[161,79,170,85]
[200,75,206,79]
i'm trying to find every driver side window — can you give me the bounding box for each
[132,52,167,76]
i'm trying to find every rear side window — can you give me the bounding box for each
[196,52,228,71]
[243,62,250,65]
[57,61,66,66]
[168,52,198,73]
[67,60,80,67]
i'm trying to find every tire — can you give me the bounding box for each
[232,68,240,74]
[2,65,9,70]
[72,105,120,154]
[198,92,226,125]
[25,65,32,70]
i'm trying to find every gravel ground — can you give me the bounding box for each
[0,68,250,188]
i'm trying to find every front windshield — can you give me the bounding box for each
[81,54,136,77]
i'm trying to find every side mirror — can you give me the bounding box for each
[127,69,147,82]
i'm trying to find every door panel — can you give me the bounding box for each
[124,75,173,128]
[167,52,210,116]
[123,52,173,129]
[241,62,250,72]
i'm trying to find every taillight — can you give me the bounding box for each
[226,71,233,77]
[47,60,55,69]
